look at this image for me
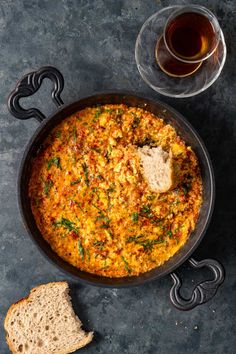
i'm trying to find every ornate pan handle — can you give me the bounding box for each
[8,66,64,122]
[170,257,224,311]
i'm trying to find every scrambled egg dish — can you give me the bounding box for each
[29,105,202,277]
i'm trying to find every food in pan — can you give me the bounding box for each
[28,104,202,277]
[4,282,93,354]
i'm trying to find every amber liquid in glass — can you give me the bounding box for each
[156,12,217,77]
[165,12,217,62]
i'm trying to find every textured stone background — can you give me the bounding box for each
[0,0,235,353]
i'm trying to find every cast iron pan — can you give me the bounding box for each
[8,66,224,310]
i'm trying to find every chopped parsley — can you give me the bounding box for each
[121,256,131,274]
[96,211,111,229]
[100,219,110,229]
[55,130,62,139]
[127,235,144,242]
[93,107,103,122]
[44,180,53,196]
[82,163,89,186]
[127,235,163,251]
[131,113,141,129]
[137,137,156,147]
[131,212,139,223]
[54,217,79,234]
[182,183,191,196]
[114,108,124,123]
[106,183,115,210]
[147,194,156,201]
[140,205,152,216]
[47,157,62,170]
[105,145,112,162]
[78,240,85,260]
[139,239,164,251]
[107,184,116,193]
[70,178,82,186]
[103,259,109,269]
[34,197,40,207]
[104,108,116,113]
[93,240,106,250]
[97,174,105,181]
[72,126,77,141]
[91,147,102,153]
[139,204,161,225]
[117,108,124,115]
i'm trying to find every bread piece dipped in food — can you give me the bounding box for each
[138,145,175,193]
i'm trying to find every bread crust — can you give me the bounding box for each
[4,281,93,354]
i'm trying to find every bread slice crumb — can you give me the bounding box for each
[138,145,174,193]
[4,281,93,354]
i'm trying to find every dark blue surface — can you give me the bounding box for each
[0,1,235,353]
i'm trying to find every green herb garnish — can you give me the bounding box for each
[182,183,191,196]
[127,235,144,242]
[71,178,81,186]
[96,211,104,219]
[47,157,62,170]
[33,197,40,207]
[105,145,112,162]
[75,201,84,212]
[107,184,116,193]
[131,212,139,223]
[54,217,79,234]
[104,108,115,113]
[72,126,77,141]
[100,218,110,229]
[44,180,53,196]
[82,163,90,186]
[137,137,156,147]
[147,194,156,201]
[93,107,103,122]
[97,174,104,181]
[78,240,85,260]
[139,239,163,251]
[55,130,62,139]
[151,218,162,225]
[93,240,106,250]
[117,108,124,115]
[113,108,124,123]
[91,203,103,212]
[95,211,111,229]
[140,205,152,217]
[107,230,114,239]
[127,235,163,251]
[140,205,151,214]
[103,259,109,269]
[106,182,115,210]
[131,113,141,129]
[167,230,173,238]
[91,147,102,153]
[121,256,131,273]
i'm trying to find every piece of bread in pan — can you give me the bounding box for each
[138,145,175,193]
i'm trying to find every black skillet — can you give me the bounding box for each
[8,66,224,310]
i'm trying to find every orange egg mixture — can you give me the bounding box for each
[29,105,202,277]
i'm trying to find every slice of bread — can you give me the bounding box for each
[4,281,93,354]
[138,145,174,193]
